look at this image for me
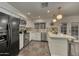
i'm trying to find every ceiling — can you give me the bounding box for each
[8,2,79,19]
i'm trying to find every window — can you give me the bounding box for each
[71,22,79,39]
[61,23,67,34]
[34,23,46,29]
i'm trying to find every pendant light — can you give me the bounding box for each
[52,14,57,23]
[57,14,63,20]
[56,7,63,20]
[52,19,57,23]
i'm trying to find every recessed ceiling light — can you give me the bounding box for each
[47,10,50,13]
[0,27,3,29]
[27,12,31,15]
[38,16,40,18]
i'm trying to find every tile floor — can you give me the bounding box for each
[18,41,50,56]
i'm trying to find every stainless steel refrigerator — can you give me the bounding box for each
[0,12,20,56]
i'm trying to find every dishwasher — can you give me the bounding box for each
[41,32,47,42]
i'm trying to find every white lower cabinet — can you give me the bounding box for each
[30,32,41,41]
[30,32,47,41]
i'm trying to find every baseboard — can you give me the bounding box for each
[31,40,48,42]
[31,40,41,42]
[41,40,48,42]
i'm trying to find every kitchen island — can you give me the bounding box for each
[47,32,76,56]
